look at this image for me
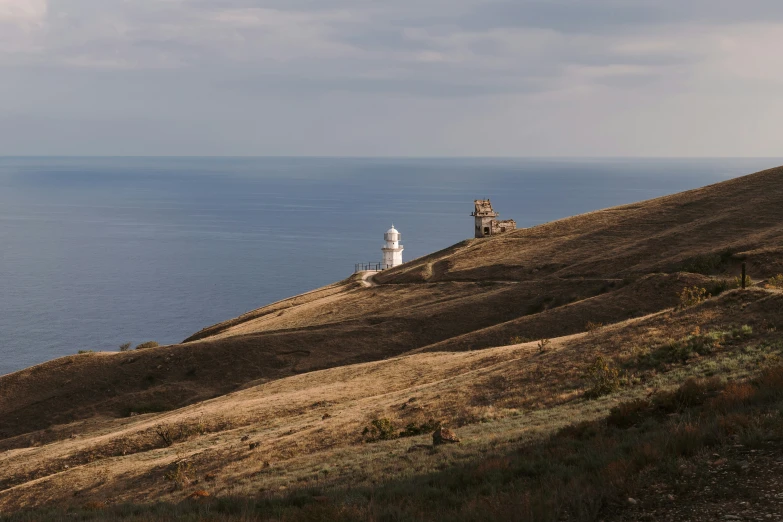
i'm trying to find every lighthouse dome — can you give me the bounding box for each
[386,226,399,235]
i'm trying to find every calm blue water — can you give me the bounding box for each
[1,157,780,376]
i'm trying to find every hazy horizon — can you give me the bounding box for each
[2,155,783,159]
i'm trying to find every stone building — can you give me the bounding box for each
[382,225,404,268]
[471,199,516,238]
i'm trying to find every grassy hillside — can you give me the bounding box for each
[2,165,783,519]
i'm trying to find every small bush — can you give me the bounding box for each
[681,251,733,274]
[135,341,160,350]
[585,321,604,334]
[705,279,733,296]
[119,342,132,352]
[677,286,709,309]
[77,350,94,355]
[556,420,599,440]
[708,382,756,412]
[767,274,783,289]
[155,424,174,446]
[399,419,440,438]
[653,377,722,412]
[756,366,783,399]
[733,275,753,289]
[583,356,623,399]
[667,422,704,457]
[164,460,193,489]
[362,418,397,442]
[537,339,551,353]
[607,399,651,429]
[509,336,531,345]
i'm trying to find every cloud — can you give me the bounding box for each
[0,0,47,22]
[1,0,783,155]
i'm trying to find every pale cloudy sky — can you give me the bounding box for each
[1,0,782,156]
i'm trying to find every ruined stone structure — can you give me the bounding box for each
[471,199,516,238]
[382,225,404,268]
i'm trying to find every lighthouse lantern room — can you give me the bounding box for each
[382,225,404,269]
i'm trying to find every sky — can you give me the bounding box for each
[1,0,782,156]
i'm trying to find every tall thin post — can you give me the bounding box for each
[742,263,747,289]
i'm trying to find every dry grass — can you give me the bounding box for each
[3,287,783,513]
[6,362,783,521]
[3,165,783,517]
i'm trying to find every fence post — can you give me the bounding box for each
[741,263,746,289]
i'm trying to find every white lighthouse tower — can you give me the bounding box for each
[382,225,404,269]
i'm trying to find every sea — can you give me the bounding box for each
[1,157,780,376]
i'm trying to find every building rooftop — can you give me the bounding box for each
[472,199,498,217]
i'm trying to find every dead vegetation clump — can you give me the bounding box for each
[583,356,624,399]
[164,460,194,490]
[361,418,396,442]
[362,417,441,442]
[585,321,604,334]
[677,286,709,309]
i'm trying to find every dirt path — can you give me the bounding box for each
[359,271,379,287]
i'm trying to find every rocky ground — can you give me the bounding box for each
[613,442,783,521]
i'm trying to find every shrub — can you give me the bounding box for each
[583,356,623,399]
[585,321,604,334]
[756,366,783,399]
[708,382,756,412]
[677,286,709,309]
[652,377,722,412]
[556,420,599,440]
[681,251,733,274]
[607,399,651,429]
[119,342,132,352]
[135,341,160,350]
[155,424,174,446]
[164,460,193,489]
[667,422,704,457]
[362,418,397,442]
[537,339,551,353]
[705,279,733,296]
[77,350,94,355]
[509,336,531,345]
[768,274,783,289]
[733,275,753,289]
[399,419,440,438]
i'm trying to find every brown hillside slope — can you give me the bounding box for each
[1,165,782,441]
[376,165,783,284]
[1,288,782,512]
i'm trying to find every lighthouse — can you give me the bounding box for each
[382,225,404,269]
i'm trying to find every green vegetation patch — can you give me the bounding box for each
[634,325,754,371]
